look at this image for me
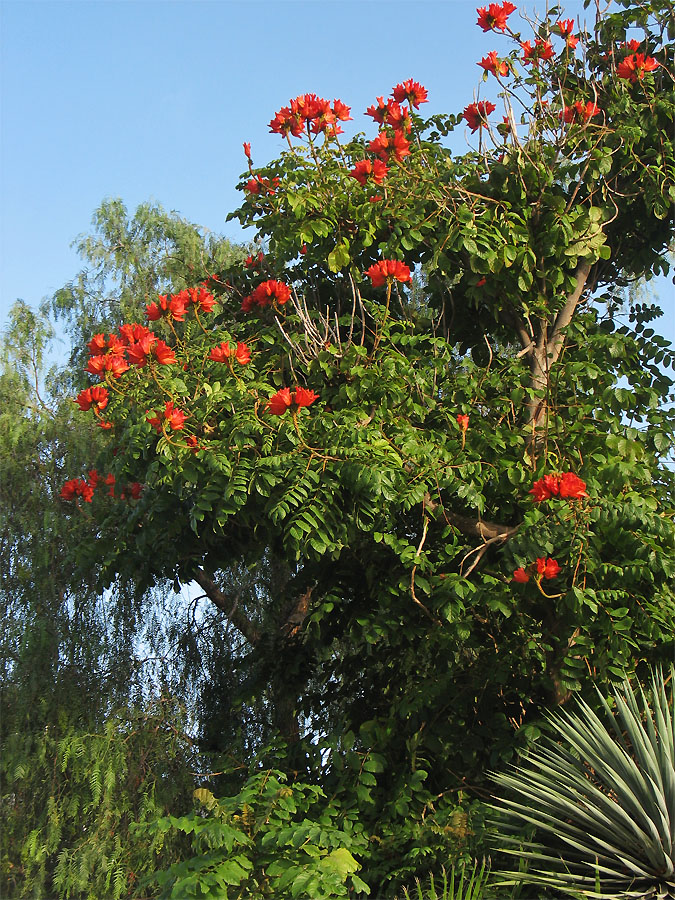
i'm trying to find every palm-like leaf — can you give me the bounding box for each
[491,668,675,899]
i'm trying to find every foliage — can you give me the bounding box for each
[32,0,675,896]
[492,666,675,899]
[1,699,195,899]
[402,860,493,900]
[141,766,369,899]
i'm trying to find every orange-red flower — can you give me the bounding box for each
[267,386,319,415]
[391,79,428,109]
[350,159,389,186]
[75,385,109,412]
[478,51,509,76]
[60,477,94,503]
[244,280,292,310]
[555,19,579,49]
[512,567,530,583]
[127,332,158,367]
[154,340,177,365]
[209,341,251,365]
[521,39,555,65]
[617,52,659,82]
[365,259,412,287]
[476,1,516,32]
[243,142,251,159]
[456,414,470,431]
[530,472,587,501]
[368,129,410,162]
[462,101,496,133]
[558,472,588,499]
[146,293,187,321]
[560,100,601,124]
[537,558,561,579]
[147,401,187,433]
[87,333,108,355]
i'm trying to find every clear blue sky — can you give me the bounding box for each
[1,0,672,343]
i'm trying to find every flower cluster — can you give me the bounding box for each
[529,472,588,502]
[269,94,351,138]
[146,285,216,321]
[75,385,109,413]
[478,51,509,77]
[241,279,292,313]
[555,18,578,50]
[60,470,142,503]
[365,259,412,287]
[513,558,561,583]
[267,386,319,416]
[209,341,251,365]
[521,38,555,66]
[146,401,187,433]
[462,101,497,133]
[560,100,601,124]
[617,52,659,82]
[246,175,279,195]
[476,1,516,32]
[349,158,389,186]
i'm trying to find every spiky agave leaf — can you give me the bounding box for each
[491,667,675,899]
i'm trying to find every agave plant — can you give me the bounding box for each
[402,860,492,900]
[492,667,675,899]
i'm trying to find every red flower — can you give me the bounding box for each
[561,100,600,124]
[391,79,428,109]
[456,414,470,431]
[75,385,109,412]
[186,286,216,313]
[269,105,305,137]
[118,323,151,346]
[521,39,555,65]
[350,159,389,186]
[555,19,579,49]
[462,101,496,133]
[60,478,94,503]
[98,420,113,430]
[209,341,251,365]
[512,567,530,583]
[558,472,588,500]
[106,355,130,378]
[536,558,561,580]
[247,279,292,309]
[617,52,659,82]
[245,251,264,269]
[128,482,143,499]
[620,39,642,52]
[267,387,293,416]
[365,259,412,287]
[476,1,516,32]
[243,142,251,159]
[267,386,319,415]
[127,332,157,367]
[147,401,187,433]
[478,51,509,77]
[153,340,177,365]
[87,333,108,355]
[332,99,352,121]
[530,472,587,501]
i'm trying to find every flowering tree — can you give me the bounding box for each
[60,0,674,884]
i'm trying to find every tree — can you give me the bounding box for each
[57,0,674,893]
[0,203,242,897]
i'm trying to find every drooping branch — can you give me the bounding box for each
[193,568,261,645]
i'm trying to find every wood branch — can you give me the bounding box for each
[424,493,518,542]
[193,568,261,645]
[527,261,592,426]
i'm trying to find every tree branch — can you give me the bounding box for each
[193,568,261,645]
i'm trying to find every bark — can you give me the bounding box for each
[526,261,592,427]
[193,568,261,645]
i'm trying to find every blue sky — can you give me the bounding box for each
[1,0,672,346]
